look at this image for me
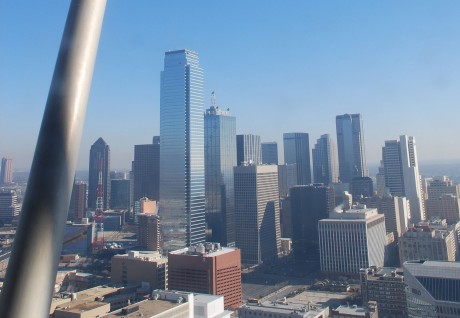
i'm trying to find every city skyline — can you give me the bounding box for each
[3,1,460,170]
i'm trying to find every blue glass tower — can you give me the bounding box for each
[159,50,205,251]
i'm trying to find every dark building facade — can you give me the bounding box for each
[133,143,160,203]
[110,179,131,210]
[283,133,312,185]
[88,137,110,210]
[69,182,87,221]
[261,142,278,165]
[236,134,261,166]
[351,177,374,199]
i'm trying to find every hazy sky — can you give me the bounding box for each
[2,1,460,170]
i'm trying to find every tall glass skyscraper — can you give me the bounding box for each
[312,134,338,185]
[159,49,206,251]
[283,133,311,185]
[88,137,110,210]
[336,113,367,183]
[204,96,236,246]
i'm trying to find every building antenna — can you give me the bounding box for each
[211,91,217,107]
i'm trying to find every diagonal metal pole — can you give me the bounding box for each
[0,1,106,317]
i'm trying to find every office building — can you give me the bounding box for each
[204,97,236,246]
[88,137,110,210]
[426,177,460,223]
[236,134,261,166]
[278,163,297,198]
[399,224,457,263]
[159,49,206,251]
[330,304,378,318]
[319,208,386,276]
[0,157,13,185]
[0,190,20,224]
[312,134,338,185]
[279,197,292,238]
[289,185,335,266]
[238,302,329,318]
[376,161,386,197]
[335,114,367,183]
[133,143,160,203]
[168,243,242,310]
[283,132,311,185]
[404,260,460,318]
[138,213,160,251]
[360,267,407,318]
[350,177,374,199]
[261,142,278,165]
[381,135,425,223]
[111,251,167,290]
[110,179,130,210]
[234,165,281,265]
[68,182,87,221]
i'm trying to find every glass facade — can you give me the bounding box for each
[283,132,311,185]
[312,134,338,185]
[159,50,205,252]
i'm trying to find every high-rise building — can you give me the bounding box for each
[0,157,13,185]
[382,135,425,223]
[290,185,335,266]
[278,163,297,199]
[138,213,160,251]
[0,190,20,224]
[88,137,110,210]
[425,177,460,223]
[283,132,311,185]
[404,260,460,318]
[234,165,281,265]
[350,177,374,199]
[319,208,386,276]
[312,134,338,185]
[159,49,206,252]
[110,179,130,210]
[168,243,242,310]
[261,142,278,165]
[236,134,261,166]
[133,143,160,203]
[335,114,367,183]
[204,97,236,246]
[68,182,87,221]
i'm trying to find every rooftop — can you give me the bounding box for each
[103,298,184,317]
[169,242,238,257]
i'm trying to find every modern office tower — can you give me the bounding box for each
[111,251,167,290]
[283,133,312,185]
[236,134,261,166]
[279,197,292,238]
[278,163,297,198]
[69,182,87,221]
[152,135,160,145]
[168,243,242,310]
[0,190,20,224]
[290,185,335,266]
[376,161,386,197]
[159,49,206,251]
[234,165,281,265]
[404,260,460,318]
[138,213,160,251]
[335,114,367,183]
[319,208,386,276]
[133,143,160,203]
[381,135,425,223]
[350,177,374,199]
[425,177,460,222]
[312,134,338,185]
[360,267,408,318]
[261,142,278,165]
[204,97,236,246]
[88,137,110,210]
[0,157,13,185]
[110,179,130,210]
[399,224,457,263]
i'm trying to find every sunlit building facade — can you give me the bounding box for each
[283,132,311,185]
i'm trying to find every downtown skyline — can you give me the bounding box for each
[2,1,460,170]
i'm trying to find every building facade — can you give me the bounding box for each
[283,132,311,185]
[0,190,20,224]
[159,49,206,251]
[88,137,110,210]
[312,134,338,185]
[261,142,278,165]
[69,182,87,221]
[138,213,160,251]
[133,143,160,203]
[0,157,13,185]
[110,179,130,210]
[236,134,261,166]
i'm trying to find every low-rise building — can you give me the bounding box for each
[238,301,329,318]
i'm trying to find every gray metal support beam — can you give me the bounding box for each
[0,1,106,317]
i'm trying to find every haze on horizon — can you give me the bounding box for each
[2,1,460,171]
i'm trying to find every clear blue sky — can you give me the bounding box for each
[1,1,460,170]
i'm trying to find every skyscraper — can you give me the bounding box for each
[68,182,87,221]
[312,134,338,185]
[236,134,261,166]
[88,137,110,210]
[159,49,206,251]
[204,96,236,246]
[261,142,278,165]
[234,165,281,265]
[0,190,20,224]
[335,114,367,183]
[0,157,13,185]
[283,132,311,185]
[110,179,130,210]
[133,143,160,202]
[382,135,425,223]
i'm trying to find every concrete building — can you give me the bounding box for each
[69,182,87,221]
[0,157,13,185]
[319,208,386,276]
[204,98,237,246]
[238,301,329,318]
[283,132,312,185]
[312,134,338,185]
[168,243,242,310]
[404,260,460,318]
[236,134,261,166]
[111,251,167,290]
[0,190,20,224]
[330,303,378,318]
[399,224,457,263]
[427,194,460,224]
[133,143,160,203]
[138,213,160,251]
[360,267,407,317]
[261,141,278,165]
[335,114,367,184]
[234,165,281,265]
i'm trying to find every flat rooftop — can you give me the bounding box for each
[75,285,120,300]
[103,299,184,317]
[55,300,109,314]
